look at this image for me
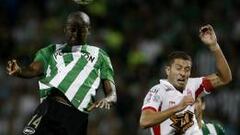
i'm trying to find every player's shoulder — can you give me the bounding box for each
[39,44,60,52]
[85,45,107,54]
[149,82,166,93]
[186,77,204,85]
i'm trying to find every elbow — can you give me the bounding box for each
[223,73,232,85]
[139,118,152,129]
[226,75,232,84]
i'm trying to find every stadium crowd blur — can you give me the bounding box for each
[0,0,240,134]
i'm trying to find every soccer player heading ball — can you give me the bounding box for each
[7,11,117,135]
[139,24,232,135]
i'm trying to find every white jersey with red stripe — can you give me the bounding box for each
[141,77,213,135]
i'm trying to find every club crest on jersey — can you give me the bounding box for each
[54,49,63,57]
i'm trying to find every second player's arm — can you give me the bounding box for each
[199,24,232,88]
[206,43,232,87]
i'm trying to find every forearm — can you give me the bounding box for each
[210,43,232,84]
[17,66,43,78]
[140,105,180,128]
[102,80,117,103]
[104,81,117,103]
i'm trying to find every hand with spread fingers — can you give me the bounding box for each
[87,98,112,112]
[199,24,218,50]
[6,59,22,76]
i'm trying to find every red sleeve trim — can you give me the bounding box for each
[195,77,214,98]
[202,77,214,92]
[142,106,157,112]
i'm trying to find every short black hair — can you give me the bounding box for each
[167,51,192,66]
[67,11,90,27]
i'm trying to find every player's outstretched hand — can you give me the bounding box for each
[199,24,218,48]
[87,98,111,112]
[6,59,21,76]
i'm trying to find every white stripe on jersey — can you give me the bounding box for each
[49,51,82,87]
[206,123,217,135]
[39,81,51,89]
[65,47,99,101]
[78,76,100,110]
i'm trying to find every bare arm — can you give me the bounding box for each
[7,59,44,78]
[199,24,232,88]
[102,80,117,103]
[139,95,194,128]
[87,80,117,111]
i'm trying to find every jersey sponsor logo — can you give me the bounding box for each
[82,52,96,63]
[149,88,158,93]
[170,110,194,134]
[23,126,35,135]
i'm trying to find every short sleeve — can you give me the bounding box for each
[33,45,54,72]
[141,85,162,112]
[99,49,115,84]
[214,123,225,135]
[193,77,214,98]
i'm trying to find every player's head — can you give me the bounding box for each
[194,97,205,124]
[165,51,192,91]
[65,11,90,46]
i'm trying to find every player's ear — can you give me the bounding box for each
[165,66,170,76]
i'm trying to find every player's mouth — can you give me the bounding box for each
[177,79,185,84]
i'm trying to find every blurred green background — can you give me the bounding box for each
[0,0,239,134]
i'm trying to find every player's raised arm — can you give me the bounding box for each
[6,59,44,78]
[199,24,232,88]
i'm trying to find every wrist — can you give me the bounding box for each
[16,68,22,76]
[209,43,220,51]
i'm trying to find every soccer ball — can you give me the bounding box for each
[73,0,93,5]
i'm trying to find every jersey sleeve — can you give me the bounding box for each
[33,45,53,72]
[141,85,162,112]
[99,49,115,84]
[191,77,214,98]
[214,123,225,135]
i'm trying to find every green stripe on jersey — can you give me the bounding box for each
[71,63,100,108]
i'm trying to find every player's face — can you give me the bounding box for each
[166,58,192,91]
[65,19,89,46]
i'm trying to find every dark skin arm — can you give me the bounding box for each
[6,59,44,78]
[87,80,117,111]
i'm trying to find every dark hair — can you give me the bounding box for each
[167,51,192,66]
[67,11,90,27]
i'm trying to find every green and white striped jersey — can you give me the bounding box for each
[201,121,225,135]
[34,43,114,113]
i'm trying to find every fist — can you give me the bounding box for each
[199,24,217,46]
[177,95,194,112]
[6,59,21,76]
